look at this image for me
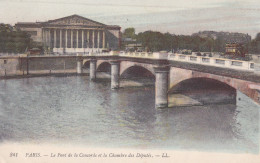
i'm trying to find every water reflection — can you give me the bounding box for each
[0,76,259,153]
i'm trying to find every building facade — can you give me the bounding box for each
[15,14,121,54]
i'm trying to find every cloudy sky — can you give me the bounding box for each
[1,0,260,37]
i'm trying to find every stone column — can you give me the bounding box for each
[97,30,100,49]
[45,29,47,47]
[42,29,45,46]
[103,30,105,48]
[71,30,73,48]
[92,30,95,49]
[65,29,67,48]
[43,29,46,46]
[110,61,120,89]
[76,30,79,48]
[82,30,84,48]
[154,66,169,108]
[48,29,51,47]
[87,30,90,48]
[90,59,97,81]
[76,57,83,74]
[54,29,57,48]
[60,29,62,48]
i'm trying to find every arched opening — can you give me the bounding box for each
[121,66,155,79]
[97,62,111,73]
[168,78,237,106]
[83,61,90,69]
[120,66,155,88]
[94,62,111,82]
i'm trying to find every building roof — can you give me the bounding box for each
[15,14,120,29]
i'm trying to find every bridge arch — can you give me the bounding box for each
[82,59,109,70]
[169,77,236,92]
[169,67,260,103]
[97,61,111,72]
[120,65,155,78]
[119,61,155,77]
[169,77,237,105]
[83,60,90,69]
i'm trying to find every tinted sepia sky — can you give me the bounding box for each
[0,0,260,37]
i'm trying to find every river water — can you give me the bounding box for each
[0,75,259,153]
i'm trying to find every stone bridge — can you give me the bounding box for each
[76,53,260,108]
[1,52,259,108]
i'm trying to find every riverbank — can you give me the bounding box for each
[0,70,86,80]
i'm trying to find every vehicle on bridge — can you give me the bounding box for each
[225,43,249,60]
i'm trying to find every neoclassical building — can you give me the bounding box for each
[15,14,121,53]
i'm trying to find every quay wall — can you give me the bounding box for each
[0,56,78,77]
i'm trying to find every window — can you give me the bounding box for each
[4,60,7,64]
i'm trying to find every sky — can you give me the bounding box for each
[1,0,260,38]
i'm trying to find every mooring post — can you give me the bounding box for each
[110,60,120,89]
[90,59,97,81]
[154,66,169,108]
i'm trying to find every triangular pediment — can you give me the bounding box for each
[46,15,104,26]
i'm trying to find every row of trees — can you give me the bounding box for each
[247,33,260,53]
[122,28,260,53]
[0,24,37,53]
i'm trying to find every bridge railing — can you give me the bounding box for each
[119,51,168,60]
[83,51,117,56]
[168,53,255,71]
[80,51,256,72]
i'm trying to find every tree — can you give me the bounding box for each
[123,28,136,39]
[0,23,36,53]
[255,33,260,42]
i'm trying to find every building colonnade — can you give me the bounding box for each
[42,28,106,51]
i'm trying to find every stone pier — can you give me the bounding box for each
[110,61,120,89]
[90,59,97,81]
[76,57,83,74]
[154,66,169,108]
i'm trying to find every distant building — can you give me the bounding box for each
[125,43,143,52]
[192,31,251,44]
[122,37,143,52]
[15,14,121,54]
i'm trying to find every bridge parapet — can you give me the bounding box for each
[168,53,255,72]
[119,51,168,60]
[254,56,260,75]
[81,51,119,57]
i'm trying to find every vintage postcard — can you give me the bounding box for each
[0,0,260,163]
